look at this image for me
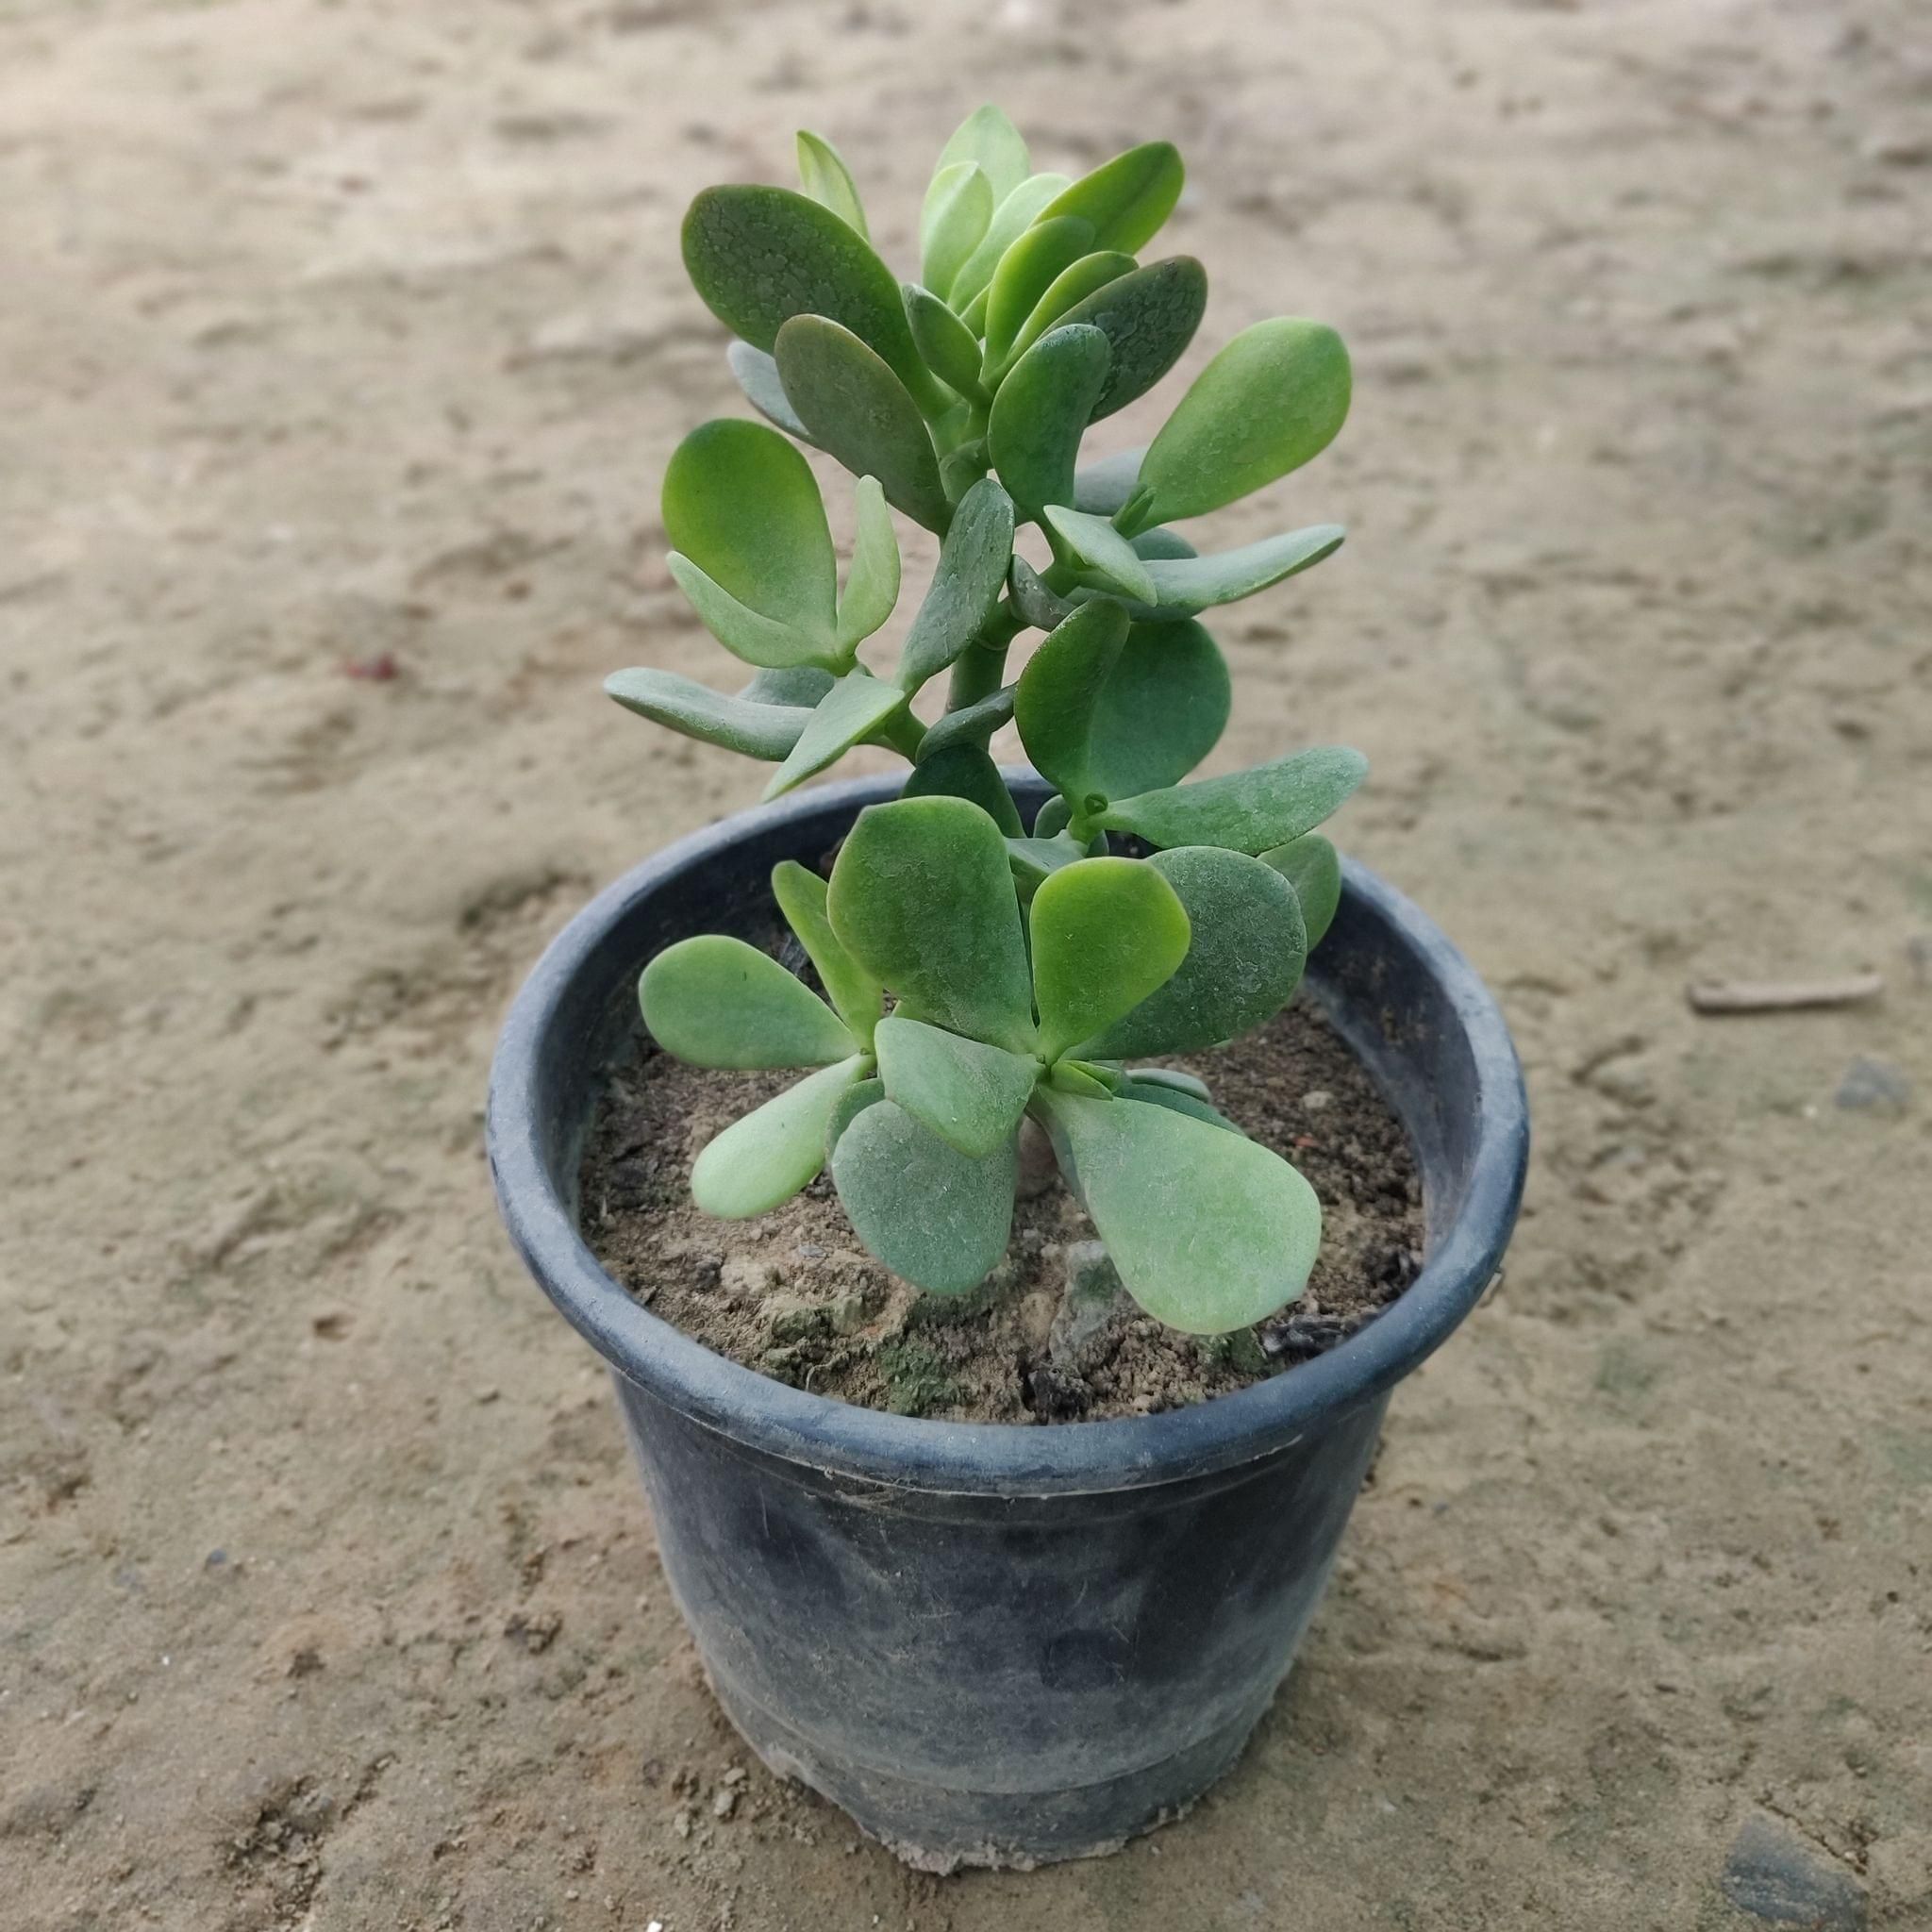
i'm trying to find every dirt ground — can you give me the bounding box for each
[3,0,1928,1926]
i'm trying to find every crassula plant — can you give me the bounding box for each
[612,108,1366,1335]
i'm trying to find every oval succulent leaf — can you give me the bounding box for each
[903,283,987,403]
[666,553,834,670]
[1082,617,1230,799]
[762,670,908,801]
[1014,599,1129,808]
[1006,831,1088,892]
[837,476,900,650]
[1000,250,1137,375]
[832,1098,1017,1295]
[1136,318,1353,525]
[1077,846,1307,1058]
[894,476,1016,691]
[604,667,812,761]
[826,794,1036,1054]
[1008,555,1074,632]
[1140,525,1345,616]
[771,859,883,1044]
[1036,142,1184,255]
[920,161,995,302]
[774,316,951,533]
[683,186,934,407]
[947,172,1074,313]
[1117,1074,1240,1133]
[1041,504,1157,605]
[795,129,868,240]
[641,935,856,1069]
[874,1015,1039,1158]
[1055,257,1208,422]
[1072,444,1147,517]
[901,742,1024,837]
[916,683,1015,760]
[726,341,818,446]
[1259,832,1342,948]
[980,215,1096,378]
[935,104,1030,207]
[1032,1088,1321,1333]
[1028,857,1191,1062]
[691,1057,869,1219]
[989,325,1111,513]
[1132,526,1196,560]
[1098,744,1368,854]
[739,664,835,706]
[662,419,837,638]
[824,1074,886,1159]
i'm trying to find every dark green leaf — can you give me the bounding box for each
[1000,250,1136,375]
[832,1098,1016,1293]
[1132,526,1196,560]
[904,283,987,403]
[826,794,1035,1053]
[726,341,818,446]
[1032,793,1074,839]
[666,554,835,670]
[1073,445,1146,516]
[1032,1089,1320,1331]
[824,1074,886,1158]
[920,161,994,302]
[1041,504,1157,604]
[934,104,1030,206]
[1140,525,1345,615]
[893,475,1016,689]
[947,172,1073,312]
[1008,555,1074,631]
[1136,318,1352,525]
[1079,846,1306,1058]
[1014,600,1129,808]
[1006,831,1088,891]
[774,316,950,532]
[796,130,868,240]
[989,325,1110,512]
[874,1015,1039,1157]
[1029,857,1191,1062]
[838,476,900,650]
[641,935,856,1069]
[1117,1074,1240,1133]
[1099,745,1368,854]
[1036,142,1184,255]
[762,669,908,800]
[981,216,1095,378]
[1259,832,1342,947]
[605,667,812,761]
[771,859,882,1043]
[1055,257,1207,422]
[691,1057,868,1218]
[901,742,1024,836]
[916,683,1014,759]
[1083,618,1229,799]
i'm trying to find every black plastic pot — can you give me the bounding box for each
[488,771,1527,1872]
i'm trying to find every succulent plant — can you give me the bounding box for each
[616,108,1366,1334]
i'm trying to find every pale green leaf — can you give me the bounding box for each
[824,1074,885,1158]
[874,1015,1039,1158]
[904,283,987,403]
[934,105,1030,206]
[1013,599,1129,808]
[1006,831,1088,891]
[1032,1089,1320,1332]
[920,161,994,302]
[1008,555,1074,631]
[1259,832,1342,948]
[946,172,1074,313]
[1132,526,1196,560]
[1079,846,1307,1058]
[999,250,1136,375]
[1099,745,1368,854]
[667,553,832,670]
[739,664,835,706]
[691,1057,869,1219]
[989,325,1110,512]
[796,130,868,240]
[832,1098,1017,1295]
[641,935,855,1069]
[1055,257,1208,421]
[1029,857,1191,1062]
[1073,445,1146,516]
[1083,617,1229,798]
[771,859,883,1044]
[1138,525,1345,616]
[838,476,900,650]
[1117,1075,1239,1133]
[893,476,1016,690]
[981,216,1095,378]
[1036,142,1184,254]
[762,670,908,801]
[604,667,812,761]
[726,341,818,446]
[901,742,1024,837]
[1041,504,1157,605]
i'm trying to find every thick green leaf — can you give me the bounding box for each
[904,283,987,403]
[826,794,1035,1054]
[901,742,1024,837]
[796,130,868,240]
[920,161,994,302]
[1132,526,1196,560]
[666,553,833,670]
[641,935,855,1069]
[774,316,950,532]
[662,419,836,639]
[1118,1074,1239,1133]
[981,216,1095,378]
[763,670,908,800]
[692,1057,868,1219]
[893,476,1016,689]
[935,104,1030,206]
[1041,503,1157,604]
[824,1074,885,1158]
[1073,445,1146,516]
[1139,525,1345,616]
[1014,600,1129,808]
[1079,847,1306,1058]
[726,341,818,446]
[1099,745,1368,854]
[916,683,1014,759]
[771,860,882,1043]
[832,1098,1016,1294]
[1032,794,1074,839]
[1084,618,1229,798]
[1029,858,1191,1062]
[1032,1090,1320,1332]
[1123,1066,1212,1102]
[1036,142,1184,255]
[1008,555,1074,631]
[838,476,900,650]
[1136,319,1352,526]
[989,325,1110,512]
[947,172,1073,312]
[739,664,835,706]
[1000,250,1136,375]
[683,186,935,407]
[1006,831,1087,891]
[874,1015,1039,1158]
[1260,832,1342,947]
[1056,257,1207,421]
[604,667,811,761]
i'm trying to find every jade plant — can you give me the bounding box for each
[614,108,1366,1334]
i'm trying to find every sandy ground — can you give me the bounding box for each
[3,0,1929,1926]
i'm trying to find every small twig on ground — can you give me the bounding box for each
[1686,973,1884,1015]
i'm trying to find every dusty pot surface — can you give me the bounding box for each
[487,772,1528,1872]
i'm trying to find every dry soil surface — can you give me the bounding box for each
[3,2,1929,1928]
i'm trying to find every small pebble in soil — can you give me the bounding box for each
[1720,1814,1866,1927]
[1835,1057,1910,1115]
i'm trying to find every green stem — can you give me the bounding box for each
[944,603,1024,712]
[875,706,927,761]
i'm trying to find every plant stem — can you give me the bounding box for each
[944,603,1024,711]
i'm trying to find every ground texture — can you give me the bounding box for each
[2,1,1928,1927]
